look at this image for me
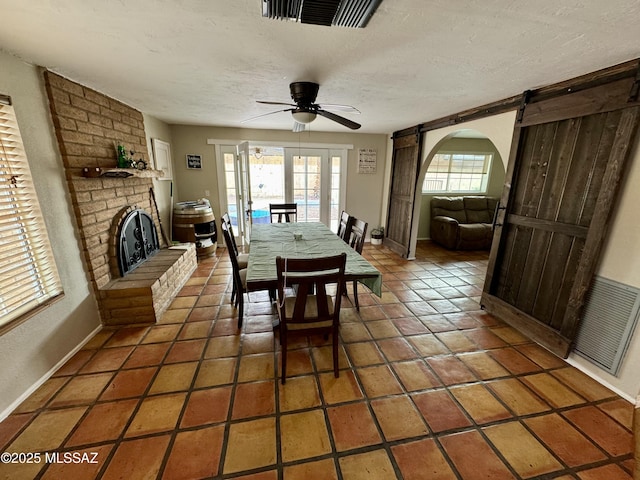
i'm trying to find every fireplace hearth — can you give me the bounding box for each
[117,208,160,276]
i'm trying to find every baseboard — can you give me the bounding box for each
[0,324,103,422]
[565,356,636,404]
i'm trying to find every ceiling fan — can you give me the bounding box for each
[243,82,361,131]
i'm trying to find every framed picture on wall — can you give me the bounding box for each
[151,138,173,180]
[186,154,202,169]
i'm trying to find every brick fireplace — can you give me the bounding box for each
[44,71,196,324]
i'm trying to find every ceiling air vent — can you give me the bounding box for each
[262,0,383,28]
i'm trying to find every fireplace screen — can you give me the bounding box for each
[117,209,160,276]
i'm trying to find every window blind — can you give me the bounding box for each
[0,99,63,330]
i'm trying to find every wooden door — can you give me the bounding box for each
[385,128,422,257]
[482,72,640,357]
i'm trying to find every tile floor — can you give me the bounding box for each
[0,241,636,480]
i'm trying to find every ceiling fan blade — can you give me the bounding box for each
[317,109,361,130]
[317,103,361,114]
[257,100,296,107]
[241,108,292,123]
[292,121,306,133]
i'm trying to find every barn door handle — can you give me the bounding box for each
[493,203,506,229]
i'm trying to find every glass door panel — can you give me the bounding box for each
[292,153,322,223]
[248,146,285,224]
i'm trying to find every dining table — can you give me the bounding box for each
[245,222,382,296]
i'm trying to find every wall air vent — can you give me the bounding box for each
[262,0,383,28]
[574,276,640,376]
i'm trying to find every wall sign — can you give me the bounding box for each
[358,148,377,174]
[186,154,202,169]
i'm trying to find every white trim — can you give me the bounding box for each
[207,138,353,150]
[565,356,635,404]
[0,324,103,422]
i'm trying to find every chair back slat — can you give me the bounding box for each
[221,212,240,256]
[347,218,368,254]
[221,221,243,286]
[337,210,352,242]
[270,203,298,223]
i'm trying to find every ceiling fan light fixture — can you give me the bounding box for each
[291,110,316,124]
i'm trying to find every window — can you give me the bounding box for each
[0,96,63,331]
[423,152,492,194]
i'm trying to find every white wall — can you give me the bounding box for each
[0,53,101,417]
[167,125,389,238]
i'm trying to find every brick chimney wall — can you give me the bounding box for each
[43,71,165,291]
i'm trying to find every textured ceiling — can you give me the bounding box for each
[1,0,639,133]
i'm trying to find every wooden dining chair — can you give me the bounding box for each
[221,213,249,268]
[346,217,368,311]
[275,253,347,383]
[269,203,298,223]
[336,210,352,242]
[221,221,247,328]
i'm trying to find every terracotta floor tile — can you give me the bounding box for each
[177,284,204,296]
[280,410,332,462]
[78,346,133,373]
[196,293,224,307]
[345,342,385,367]
[40,444,112,480]
[521,373,586,408]
[238,353,275,382]
[125,392,186,438]
[123,342,171,368]
[427,299,461,314]
[180,386,232,427]
[485,378,551,416]
[435,331,477,352]
[391,316,430,335]
[0,413,34,451]
[463,328,507,349]
[104,326,149,347]
[142,324,181,344]
[340,322,373,342]
[339,450,396,480]
[412,390,472,433]
[149,362,197,394]
[376,337,419,361]
[279,375,321,412]
[81,330,114,350]
[100,366,156,400]
[516,343,566,369]
[551,367,617,402]
[598,398,635,429]
[162,424,224,479]
[391,360,441,391]
[159,308,191,324]
[408,334,449,356]
[51,349,95,377]
[405,301,438,316]
[101,434,170,480]
[7,406,86,452]
[524,413,607,467]
[365,319,401,339]
[563,405,633,457]
[319,370,364,404]
[450,384,512,424]
[357,365,403,398]
[170,295,198,309]
[66,398,138,446]
[177,320,212,340]
[328,402,382,451]
[242,332,275,355]
[371,395,429,441]
[283,458,338,480]
[488,347,542,375]
[195,357,237,387]
[49,372,113,407]
[311,344,349,372]
[392,438,457,480]
[0,458,44,479]
[427,356,476,385]
[13,377,67,413]
[439,430,515,480]
[279,348,314,377]
[483,421,563,477]
[458,352,510,380]
[223,418,276,474]
[356,305,387,321]
[187,306,220,322]
[164,338,207,363]
[205,335,241,358]
[577,464,633,480]
[232,380,275,419]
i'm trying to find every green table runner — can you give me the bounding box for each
[246,222,382,296]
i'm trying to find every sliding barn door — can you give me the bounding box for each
[385,129,422,257]
[482,71,640,357]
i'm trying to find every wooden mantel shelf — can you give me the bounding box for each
[82,167,165,179]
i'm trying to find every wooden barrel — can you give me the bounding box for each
[172,205,217,257]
